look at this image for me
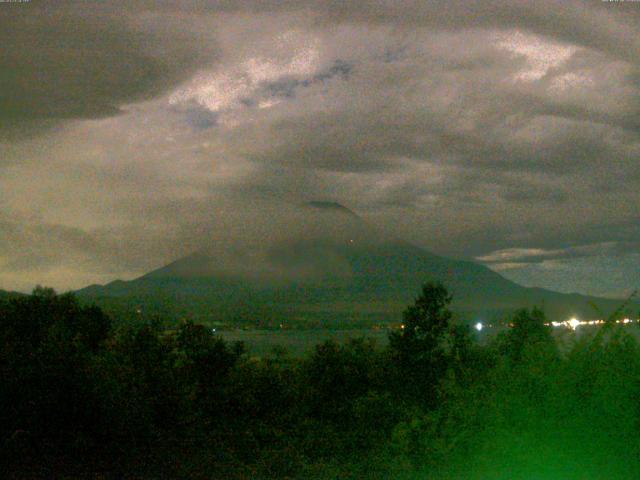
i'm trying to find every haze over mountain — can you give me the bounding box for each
[78,202,634,325]
[2,2,639,296]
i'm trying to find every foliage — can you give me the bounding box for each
[388,281,454,406]
[2,284,640,479]
[495,306,557,362]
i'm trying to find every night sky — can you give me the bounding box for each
[1,1,639,297]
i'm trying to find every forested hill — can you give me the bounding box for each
[0,289,25,300]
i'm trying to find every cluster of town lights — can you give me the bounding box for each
[470,317,639,332]
[547,317,638,330]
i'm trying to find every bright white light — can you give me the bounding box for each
[475,322,483,332]
[568,318,580,330]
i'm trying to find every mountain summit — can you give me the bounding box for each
[77,204,633,325]
[306,201,359,217]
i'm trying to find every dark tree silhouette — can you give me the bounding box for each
[3,286,640,479]
[498,306,555,362]
[388,281,453,406]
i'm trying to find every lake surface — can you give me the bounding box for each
[219,323,640,357]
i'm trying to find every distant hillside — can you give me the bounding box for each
[77,202,637,326]
[0,289,26,300]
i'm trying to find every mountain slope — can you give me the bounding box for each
[77,203,636,325]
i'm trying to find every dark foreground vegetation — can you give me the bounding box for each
[2,284,640,479]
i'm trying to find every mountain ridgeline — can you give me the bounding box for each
[77,202,634,326]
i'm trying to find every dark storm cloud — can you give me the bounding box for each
[0,5,216,140]
[2,0,638,138]
[162,0,640,63]
[1,0,639,295]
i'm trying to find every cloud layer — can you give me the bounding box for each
[1,0,639,296]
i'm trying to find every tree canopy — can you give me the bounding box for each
[2,285,640,479]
